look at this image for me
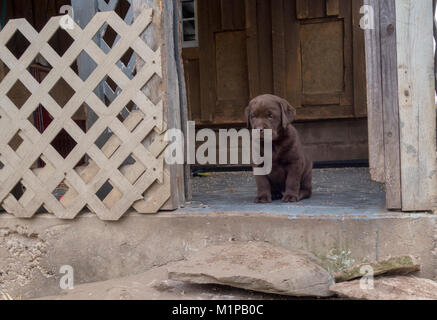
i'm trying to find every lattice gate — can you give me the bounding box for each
[0,8,174,221]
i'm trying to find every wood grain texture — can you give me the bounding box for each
[352,0,367,118]
[283,0,301,110]
[278,0,356,120]
[271,0,286,98]
[245,0,260,99]
[221,0,246,30]
[379,0,402,209]
[215,31,249,101]
[363,0,385,183]
[256,0,273,94]
[133,0,185,211]
[197,0,216,122]
[326,0,340,16]
[396,0,437,211]
[296,0,309,19]
[174,0,192,202]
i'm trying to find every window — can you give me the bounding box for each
[181,0,197,48]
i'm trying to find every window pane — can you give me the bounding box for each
[182,1,195,19]
[183,20,196,42]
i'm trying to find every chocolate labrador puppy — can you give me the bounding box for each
[245,94,312,203]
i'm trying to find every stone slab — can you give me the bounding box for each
[168,242,334,297]
[330,276,437,300]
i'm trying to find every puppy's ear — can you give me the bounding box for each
[245,105,251,129]
[280,98,297,129]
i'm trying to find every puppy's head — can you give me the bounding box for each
[245,94,296,140]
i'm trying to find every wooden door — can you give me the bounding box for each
[197,0,250,124]
[184,0,366,123]
[272,0,367,120]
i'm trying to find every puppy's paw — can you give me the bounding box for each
[282,193,299,203]
[255,194,272,203]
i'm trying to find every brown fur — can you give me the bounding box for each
[245,94,312,203]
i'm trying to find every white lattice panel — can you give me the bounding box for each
[0,9,169,220]
[97,0,137,120]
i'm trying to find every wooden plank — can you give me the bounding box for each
[197,0,216,122]
[339,0,354,107]
[379,0,402,209]
[174,0,192,201]
[352,0,367,118]
[300,20,344,95]
[215,31,249,101]
[161,0,185,209]
[133,0,185,211]
[256,0,273,94]
[296,0,309,19]
[221,0,245,30]
[183,56,201,121]
[307,0,326,19]
[245,0,260,99]
[326,0,340,16]
[271,0,286,97]
[363,0,385,183]
[396,0,437,211]
[283,0,301,107]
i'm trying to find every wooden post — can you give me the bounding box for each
[173,0,192,201]
[132,0,185,210]
[365,0,402,209]
[379,0,402,209]
[396,0,437,211]
[364,0,385,183]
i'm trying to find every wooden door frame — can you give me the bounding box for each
[365,0,437,211]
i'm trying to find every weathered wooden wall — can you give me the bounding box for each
[396,0,436,211]
[365,0,437,211]
[365,0,402,209]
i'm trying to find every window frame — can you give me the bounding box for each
[180,0,198,48]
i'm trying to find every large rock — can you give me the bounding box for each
[335,256,420,283]
[167,242,334,297]
[38,265,294,300]
[330,276,437,300]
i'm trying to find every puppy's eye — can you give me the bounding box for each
[268,114,273,119]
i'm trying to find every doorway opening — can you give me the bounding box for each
[179,0,384,214]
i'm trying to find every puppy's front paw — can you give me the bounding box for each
[282,193,299,203]
[255,194,272,203]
